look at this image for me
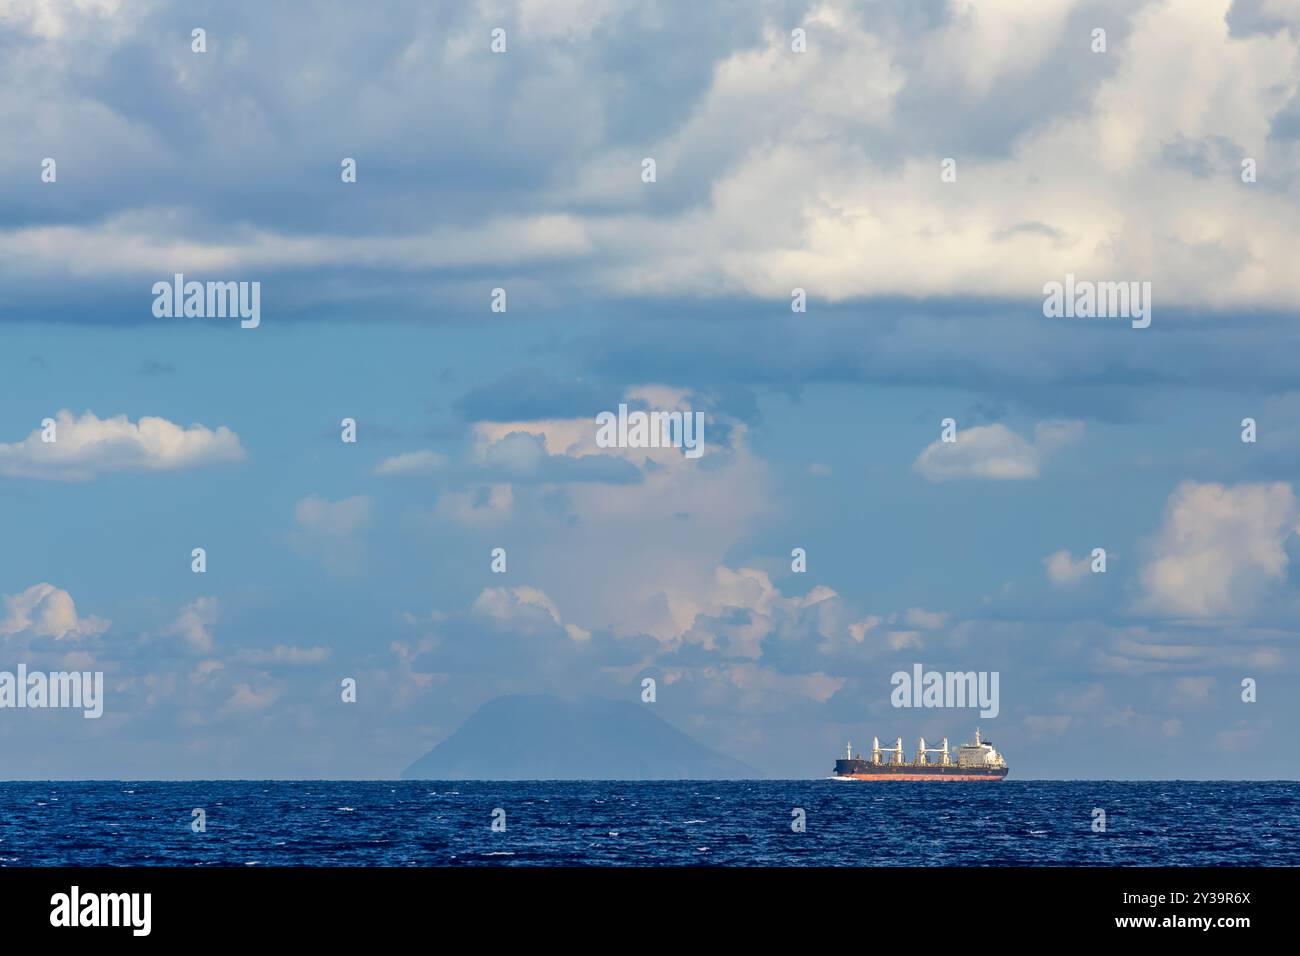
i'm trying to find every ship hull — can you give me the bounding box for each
[834,772,1006,781]
[833,759,1007,781]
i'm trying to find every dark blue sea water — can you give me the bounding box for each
[0,780,1295,866]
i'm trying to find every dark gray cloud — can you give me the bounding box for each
[454,370,611,422]
[1227,0,1300,38]
[573,300,1300,421]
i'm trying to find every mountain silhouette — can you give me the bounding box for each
[401,694,759,780]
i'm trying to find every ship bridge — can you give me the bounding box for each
[955,727,1007,769]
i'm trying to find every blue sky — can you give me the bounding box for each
[2,0,1299,778]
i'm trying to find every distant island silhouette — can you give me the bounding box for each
[402,694,759,780]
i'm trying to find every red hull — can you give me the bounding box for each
[837,772,1005,781]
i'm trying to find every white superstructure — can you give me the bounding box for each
[954,727,1007,769]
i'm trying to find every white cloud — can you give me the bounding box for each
[913,420,1083,481]
[666,566,848,659]
[848,616,882,642]
[469,385,707,470]
[373,450,446,476]
[1137,481,1300,618]
[166,596,218,653]
[558,0,1300,312]
[471,585,589,641]
[0,213,592,277]
[7,2,1300,315]
[458,389,771,640]
[0,409,244,480]
[473,585,562,624]
[887,630,923,650]
[936,0,1075,97]
[0,0,131,40]
[1044,549,1091,586]
[0,583,109,641]
[846,608,944,650]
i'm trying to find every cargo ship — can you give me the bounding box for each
[832,728,1008,781]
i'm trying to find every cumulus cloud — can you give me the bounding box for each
[467,384,722,471]
[472,586,590,642]
[651,566,810,653]
[846,608,942,651]
[847,616,882,642]
[441,386,772,643]
[0,0,132,41]
[596,0,1300,311]
[166,596,218,653]
[1044,549,1092,586]
[1137,481,1300,618]
[6,0,1300,319]
[459,566,858,689]
[913,420,1083,481]
[0,583,109,641]
[9,2,1299,779]
[0,410,245,480]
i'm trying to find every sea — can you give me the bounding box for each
[0,780,1295,866]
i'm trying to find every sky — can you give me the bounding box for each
[2,0,1299,779]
